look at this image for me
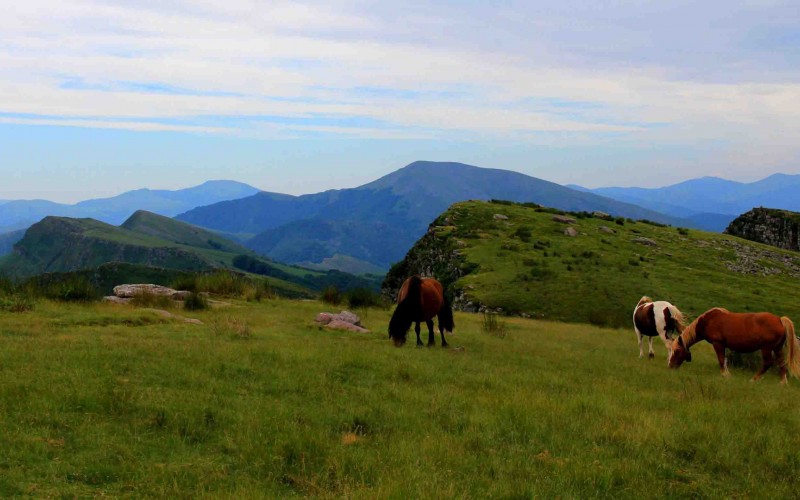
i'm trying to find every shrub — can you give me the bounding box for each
[346,288,383,309]
[184,292,209,311]
[248,280,274,302]
[514,227,532,242]
[677,227,690,236]
[482,312,507,338]
[210,315,250,339]
[25,275,99,302]
[321,286,343,306]
[131,291,176,309]
[0,293,35,312]
[172,270,253,297]
[615,217,625,226]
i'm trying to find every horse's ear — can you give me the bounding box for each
[678,336,685,348]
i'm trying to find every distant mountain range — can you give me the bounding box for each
[0,180,260,234]
[5,162,799,276]
[570,173,800,231]
[0,211,379,295]
[177,161,685,272]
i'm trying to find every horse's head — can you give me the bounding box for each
[668,336,692,368]
[388,327,407,347]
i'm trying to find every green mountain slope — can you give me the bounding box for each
[121,210,252,254]
[1,216,215,278]
[383,200,800,327]
[0,211,380,295]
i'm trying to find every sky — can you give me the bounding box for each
[1,0,799,203]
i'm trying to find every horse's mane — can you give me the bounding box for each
[680,307,729,347]
[669,305,687,332]
[636,296,653,309]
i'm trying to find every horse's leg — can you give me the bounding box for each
[637,331,644,358]
[647,337,655,359]
[438,323,449,348]
[425,319,435,347]
[713,343,730,377]
[752,348,774,382]
[415,322,423,347]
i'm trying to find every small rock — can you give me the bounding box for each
[598,226,616,234]
[593,211,611,219]
[114,284,179,298]
[337,311,361,326]
[171,290,193,300]
[327,319,370,333]
[553,215,577,224]
[564,227,578,237]
[632,237,657,246]
[102,296,131,304]
[493,214,509,221]
[315,313,334,325]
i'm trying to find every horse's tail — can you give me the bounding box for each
[438,293,455,333]
[388,276,422,343]
[781,317,800,378]
[668,304,687,333]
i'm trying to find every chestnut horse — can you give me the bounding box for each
[388,276,454,347]
[632,296,686,361]
[669,307,800,383]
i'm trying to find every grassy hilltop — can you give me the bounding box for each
[1,298,799,497]
[385,200,800,327]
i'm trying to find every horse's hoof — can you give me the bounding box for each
[648,353,654,359]
[441,343,449,348]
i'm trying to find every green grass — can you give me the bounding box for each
[1,299,799,497]
[390,201,800,327]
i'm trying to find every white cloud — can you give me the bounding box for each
[1,0,799,181]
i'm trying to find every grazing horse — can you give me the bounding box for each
[632,296,686,361]
[388,276,454,347]
[669,307,800,383]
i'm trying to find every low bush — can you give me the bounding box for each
[321,286,343,306]
[183,292,209,311]
[131,291,176,309]
[481,312,507,338]
[346,288,384,309]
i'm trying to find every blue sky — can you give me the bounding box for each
[1,0,799,202]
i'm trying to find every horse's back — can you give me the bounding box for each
[419,278,444,321]
[701,309,786,350]
[397,277,444,322]
[633,300,678,337]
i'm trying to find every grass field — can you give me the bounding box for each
[2,298,799,497]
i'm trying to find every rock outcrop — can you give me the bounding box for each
[724,207,800,252]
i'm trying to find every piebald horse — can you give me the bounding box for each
[669,307,800,383]
[388,276,454,347]
[632,296,686,361]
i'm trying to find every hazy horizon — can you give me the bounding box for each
[2,1,798,202]
[0,161,793,205]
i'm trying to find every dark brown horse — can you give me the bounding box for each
[669,307,800,383]
[388,276,454,347]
